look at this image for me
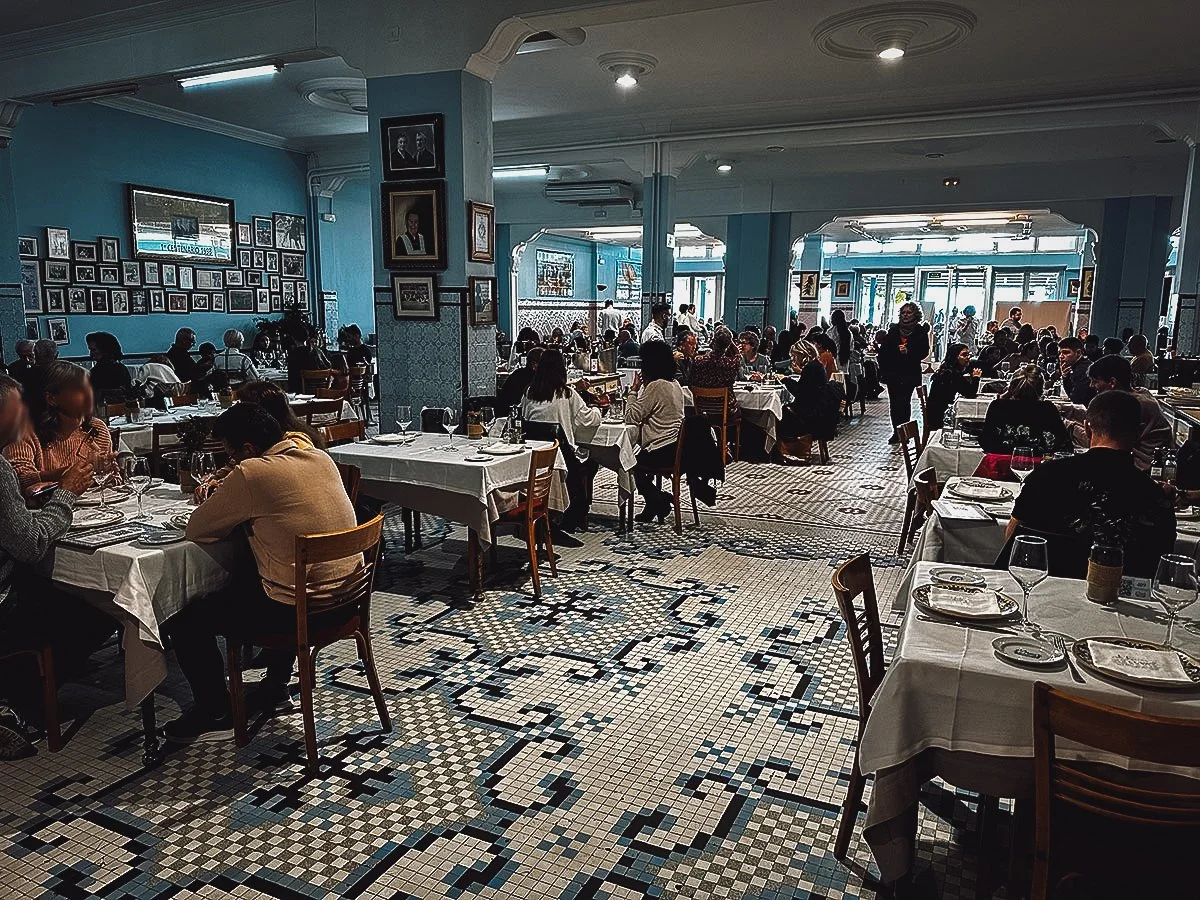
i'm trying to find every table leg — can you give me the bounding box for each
[140,694,165,767]
[467,529,482,596]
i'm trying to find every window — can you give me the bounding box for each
[1036,236,1079,253]
[848,240,886,254]
[822,241,839,255]
[954,235,996,254]
[993,271,1025,312]
[920,270,949,308]
[1027,271,1060,300]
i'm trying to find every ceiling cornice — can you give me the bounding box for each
[96,96,303,153]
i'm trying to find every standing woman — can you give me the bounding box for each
[953,305,979,353]
[925,342,980,430]
[624,341,685,523]
[829,310,858,405]
[877,301,931,441]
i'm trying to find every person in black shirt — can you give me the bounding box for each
[496,347,542,412]
[340,324,373,370]
[980,366,1073,455]
[926,343,979,429]
[877,301,931,439]
[616,329,640,362]
[8,341,35,387]
[166,328,202,384]
[1008,389,1175,577]
[1082,333,1102,361]
[86,332,132,405]
[1055,337,1094,405]
[780,360,841,442]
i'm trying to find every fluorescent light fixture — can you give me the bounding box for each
[855,214,932,225]
[615,72,638,88]
[716,161,733,173]
[877,46,905,60]
[493,165,550,180]
[179,64,280,88]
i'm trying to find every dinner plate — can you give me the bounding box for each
[929,567,988,588]
[947,479,1013,502]
[1072,637,1200,689]
[70,508,125,530]
[138,529,186,546]
[370,434,410,445]
[76,484,133,506]
[913,583,1020,622]
[481,444,525,456]
[463,455,491,462]
[168,513,192,530]
[993,635,1065,667]
[1177,506,1200,521]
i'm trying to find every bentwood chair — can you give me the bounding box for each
[894,420,921,554]
[901,466,940,549]
[493,442,560,597]
[0,645,60,752]
[226,514,390,775]
[300,368,337,393]
[638,417,700,535]
[335,462,361,505]
[691,386,741,462]
[167,393,199,409]
[322,420,366,447]
[830,553,885,860]
[1031,683,1200,898]
[348,364,371,424]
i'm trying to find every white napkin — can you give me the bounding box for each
[1089,642,1190,683]
[955,479,1004,500]
[928,586,1002,617]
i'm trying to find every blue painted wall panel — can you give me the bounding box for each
[315,177,375,339]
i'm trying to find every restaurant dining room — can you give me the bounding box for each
[2,2,1200,899]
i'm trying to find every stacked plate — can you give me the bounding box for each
[913,583,1019,622]
[70,508,124,530]
[947,478,1013,503]
[1072,637,1200,689]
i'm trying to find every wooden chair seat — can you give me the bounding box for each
[492,442,559,597]
[321,420,365,447]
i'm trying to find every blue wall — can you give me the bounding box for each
[10,103,309,357]
[315,176,375,338]
[517,233,598,300]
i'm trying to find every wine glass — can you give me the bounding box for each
[1010,446,1035,484]
[1008,535,1049,632]
[480,406,495,445]
[396,405,412,438]
[123,456,157,520]
[91,447,115,508]
[443,408,459,451]
[1152,554,1198,649]
[190,451,215,499]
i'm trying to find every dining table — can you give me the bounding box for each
[682,381,787,452]
[574,418,640,533]
[860,560,1200,883]
[913,429,986,482]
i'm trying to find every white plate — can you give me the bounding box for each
[948,480,1013,502]
[77,485,133,506]
[1178,506,1200,521]
[913,584,1020,621]
[168,513,192,530]
[993,635,1065,667]
[70,508,125,530]
[138,529,186,546]
[1072,637,1200,689]
[370,434,409,445]
[481,444,525,456]
[464,455,491,462]
[929,567,988,588]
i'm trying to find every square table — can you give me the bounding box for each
[682,382,786,452]
[913,430,985,483]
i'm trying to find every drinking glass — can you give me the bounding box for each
[1152,554,1198,649]
[122,456,157,520]
[443,408,459,450]
[190,451,215,498]
[1010,446,1035,483]
[1008,535,1049,631]
[396,405,412,437]
[91,447,115,508]
[480,406,495,445]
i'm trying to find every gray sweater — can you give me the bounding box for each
[0,456,76,606]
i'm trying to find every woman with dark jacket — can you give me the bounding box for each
[877,301,931,440]
[780,360,842,442]
[926,342,980,429]
[86,331,132,405]
[979,365,1073,456]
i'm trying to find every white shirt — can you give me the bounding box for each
[599,309,623,336]
[640,321,665,344]
[624,379,685,452]
[520,388,602,449]
[400,233,426,255]
[136,362,181,385]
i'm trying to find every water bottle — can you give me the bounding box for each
[942,408,959,448]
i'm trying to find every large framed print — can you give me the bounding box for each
[392,274,437,320]
[468,276,497,326]
[535,249,573,298]
[467,201,495,263]
[128,184,235,264]
[272,213,306,252]
[381,181,447,270]
[380,114,445,181]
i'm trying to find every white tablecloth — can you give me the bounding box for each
[576,420,639,494]
[913,430,985,482]
[682,383,786,452]
[112,399,357,453]
[952,396,993,419]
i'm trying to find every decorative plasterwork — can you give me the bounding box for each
[812,2,977,61]
[467,17,539,82]
[298,77,367,115]
[0,100,31,147]
[97,96,299,151]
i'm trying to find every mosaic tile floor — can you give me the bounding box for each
[1,396,998,899]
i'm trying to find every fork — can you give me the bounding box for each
[1053,635,1085,682]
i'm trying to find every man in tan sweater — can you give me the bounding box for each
[165,403,358,744]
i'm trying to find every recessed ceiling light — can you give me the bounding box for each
[716,161,733,173]
[179,64,280,88]
[877,46,905,60]
[943,176,960,187]
[766,145,785,153]
[615,72,638,88]
[598,52,657,91]
[924,151,945,159]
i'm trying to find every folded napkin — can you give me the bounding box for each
[955,479,1005,499]
[927,586,1002,617]
[1088,642,1190,683]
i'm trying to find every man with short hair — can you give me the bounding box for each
[598,300,622,337]
[1056,337,1094,406]
[673,329,698,384]
[1086,354,1172,470]
[1082,333,1102,361]
[640,303,670,344]
[1001,306,1022,331]
[166,327,201,383]
[165,404,360,743]
[616,329,640,362]
[1007,389,1175,576]
[9,341,35,383]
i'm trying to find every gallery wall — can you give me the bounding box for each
[314,175,376,338]
[10,102,310,357]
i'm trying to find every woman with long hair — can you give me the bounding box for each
[780,360,842,443]
[979,365,1073,456]
[86,331,132,405]
[877,301,931,441]
[925,342,980,429]
[624,341,685,523]
[235,380,326,450]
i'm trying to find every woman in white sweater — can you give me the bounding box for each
[624,340,686,523]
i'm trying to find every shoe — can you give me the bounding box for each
[634,505,659,523]
[245,680,295,716]
[888,435,900,444]
[163,707,234,744]
[0,706,35,760]
[551,530,584,548]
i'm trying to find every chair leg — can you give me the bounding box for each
[543,516,557,577]
[38,647,61,752]
[297,646,319,774]
[489,540,498,570]
[527,518,541,597]
[734,419,741,462]
[898,489,915,554]
[691,487,700,526]
[671,473,682,535]
[226,640,248,747]
[834,754,866,860]
[819,440,830,463]
[354,631,392,733]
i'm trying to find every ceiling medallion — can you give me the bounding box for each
[812,2,977,61]
[597,51,658,85]
[297,77,367,115]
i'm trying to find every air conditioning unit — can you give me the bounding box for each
[544,181,635,206]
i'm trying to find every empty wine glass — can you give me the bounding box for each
[443,408,459,450]
[1010,446,1035,483]
[480,406,495,445]
[1152,554,1198,649]
[91,447,115,508]
[1008,534,1048,632]
[396,405,412,437]
[123,456,157,520]
[190,451,215,499]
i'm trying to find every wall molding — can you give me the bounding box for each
[0,100,31,147]
[96,96,302,152]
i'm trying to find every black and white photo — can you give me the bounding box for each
[246,270,264,287]
[20,259,41,312]
[99,236,120,263]
[228,288,254,313]
[162,263,177,287]
[381,181,447,270]
[99,266,119,285]
[72,241,96,262]
[238,249,252,268]
[43,259,69,284]
[225,269,243,287]
[255,287,270,313]
[130,289,148,314]
[45,226,70,260]
[252,250,265,269]
[281,252,305,278]
[269,274,280,293]
[391,274,437,319]
[44,286,66,314]
[74,264,96,283]
[190,292,210,312]
[265,250,279,272]
[68,287,87,313]
[178,266,193,290]
[167,292,188,313]
[18,235,37,258]
[468,275,498,326]
[122,260,142,286]
[195,269,223,290]
[282,280,296,303]
[46,317,69,345]
[272,212,306,251]
[149,289,165,312]
[24,318,39,341]
[252,216,273,248]
[89,288,109,314]
[110,289,130,314]
[467,201,495,263]
[381,114,445,180]
[270,294,282,312]
[143,260,160,284]
[236,222,252,246]
[212,292,226,312]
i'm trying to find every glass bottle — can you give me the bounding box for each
[1086,543,1123,605]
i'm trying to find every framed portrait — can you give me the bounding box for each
[45,226,70,260]
[46,317,69,345]
[282,280,296,303]
[535,249,573,297]
[245,270,264,287]
[391,274,437,320]
[834,279,851,298]
[68,287,88,314]
[225,269,244,286]
[468,275,498,326]
[236,222,252,246]
[270,294,282,312]
[797,270,819,300]
[161,263,177,287]
[44,286,66,314]
[252,216,274,248]
[1079,266,1095,302]
[255,287,270,313]
[190,292,210,312]
[110,289,130,315]
[381,181,447,270]
[227,288,254,313]
[99,236,120,263]
[238,249,252,268]
[167,292,188,313]
[265,250,279,272]
[380,114,445,181]
[18,235,37,258]
[99,266,119,285]
[195,269,223,290]
[89,288,109,314]
[273,213,306,252]
[252,250,265,269]
[177,266,194,290]
[212,292,226,312]
[143,261,160,284]
[128,184,234,263]
[130,289,148,315]
[467,201,495,263]
[43,259,70,284]
[72,241,97,262]
[25,318,39,341]
[280,252,305,278]
[73,264,96,284]
[149,289,166,313]
[1067,278,1081,298]
[297,282,308,308]
[20,259,41,312]
[121,261,142,286]
[269,274,280,293]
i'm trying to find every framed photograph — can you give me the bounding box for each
[252,216,274,248]
[468,275,498,326]
[190,292,210,312]
[177,266,194,290]
[89,288,109,314]
[265,250,279,272]
[44,286,66,314]
[130,289,148,314]
[797,270,819,300]
[467,201,495,263]
[834,279,851,298]
[46,317,69,345]
[269,274,280,293]
[73,264,96,284]
[68,287,88,313]
[195,269,223,290]
[212,292,226,312]
[227,288,254,313]
[245,270,264,287]
[99,266,119,285]
[161,263,177,287]
[391,274,437,320]
[236,222,252,246]
[128,184,234,263]
[273,213,306,252]
[43,259,70,284]
[72,241,97,262]
[252,250,265,269]
[18,235,37,258]
[98,236,120,263]
[225,269,244,287]
[1067,278,1081,298]
[270,294,282,312]
[381,180,447,270]
[121,260,142,286]
[149,289,166,312]
[1079,266,1095,302]
[143,260,160,284]
[296,282,309,308]
[45,227,70,260]
[255,287,270,313]
[110,289,130,314]
[282,280,296,303]
[380,114,445,180]
[20,259,41,312]
[166,292,188,313]
[25,318,39,341]
[238,249,252,268]
[535,249,573,297]
[280,252,305,278]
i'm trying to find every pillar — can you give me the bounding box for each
[496,223,513,336]
[723,213,783,332]
[640,173,676,322]
[1090,195,1173,341]
[367,71,495,414]
[1175,147,1200,354]
[0,101,29,363]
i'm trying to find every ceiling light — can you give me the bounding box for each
[493,165,550,180]
[877,46,905,60]
[179,64,280,89]
[614,72,638,88]
[598,52,658,90]
[943,176,960,187]
[716,161,733,173]
[924,151,945,159]
[766,145,785,153]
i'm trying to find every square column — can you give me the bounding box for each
[724,213,795,331]
[640,173,676,322]
[368,71,496,414]
[1090,195,1173,340]
[1174,146,1200,354]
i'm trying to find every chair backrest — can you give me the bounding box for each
[322,420,366,447]
[315,387,346,400]
[912,466,940,522]
[348,364,369,393]
[691,386,730,426]
[521,441,559,521]
[335,462,361,504]
[895,420,920,479]
[421,406,448,433]
[831,554,886,729]
[301,368,337,392]
[293,514,384,645]
[303,397,345,424]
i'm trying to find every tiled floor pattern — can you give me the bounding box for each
[1,396,995,899]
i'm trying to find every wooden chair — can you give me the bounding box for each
[1031,683,1200,898]
[901,466,940,549]
[895,420,921,554]
[348,364,371,424]
[636,419,700,535]
[0,646,60,752]
[303,398,345,425]
[315,387,346,400]
[493,442,560,597]
[915,383,929,448]
[150,422,182,476]
[226,515,390,775]
[830,554,885,860]
[335,462,361,504]
[300,368,337,393]
[420,407,449,433]
[691,386,741,462]
[322,420,366,447]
